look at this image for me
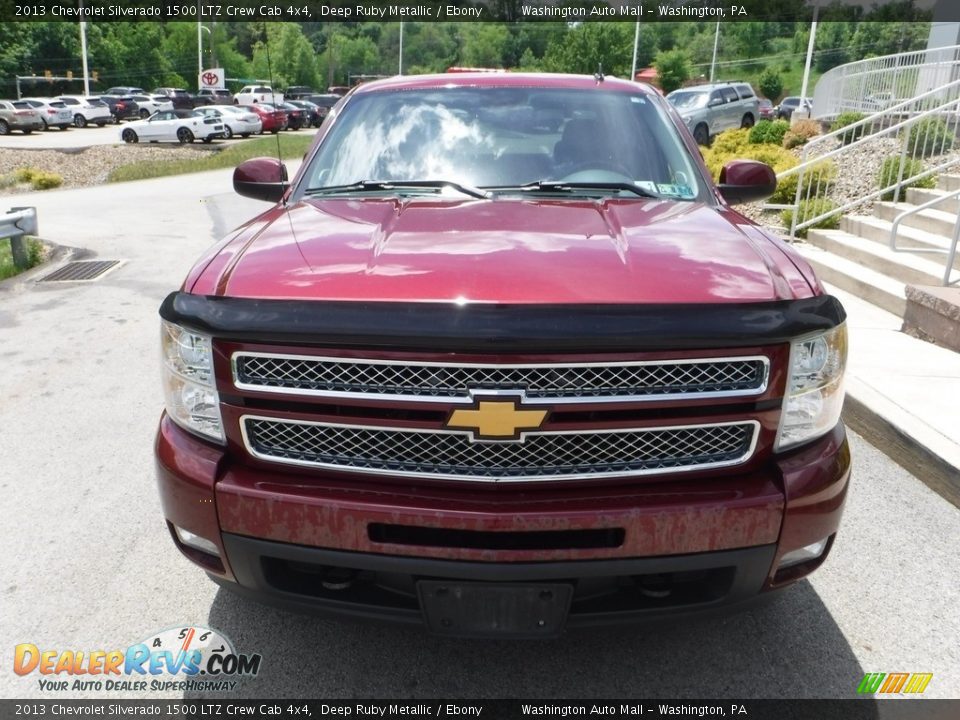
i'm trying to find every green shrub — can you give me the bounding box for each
[831,112,867,146]
[703,135,798,182]
[13,167,37,183]
[781,198,840,238]
[29,171,63,190]
[783,119,822,149]
[877,156,937,200]
[906,118,954,158]
[749,119,789,146]
[709,128,751,155]
[772,160,836,204]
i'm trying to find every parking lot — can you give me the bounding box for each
[0,121,318,150]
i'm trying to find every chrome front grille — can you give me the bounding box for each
[233,353,769,403]
[241,416,760,482]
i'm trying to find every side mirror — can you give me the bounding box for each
[233,157,289,202]
[708,97,723,107]
[717,160,777,205]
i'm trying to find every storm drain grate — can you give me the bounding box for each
[38,260,122,283]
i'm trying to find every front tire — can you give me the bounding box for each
[177,127,194,144]
[222,125,233,139]
[139,109,150,119]
[0,120,8,135]
[74,114,87,128]
[121,128,138,143]
[693,123,709,146]
[741,113,755,129]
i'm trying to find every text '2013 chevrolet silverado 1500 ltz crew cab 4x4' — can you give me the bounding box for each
[156,73,850,638]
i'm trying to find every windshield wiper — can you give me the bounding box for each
[305,180,489,199]
[495,180,662,199]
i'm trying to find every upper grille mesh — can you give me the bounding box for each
[242,418,758,482]
[234,354,768,402]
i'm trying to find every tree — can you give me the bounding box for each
[758,69,783,101]
[542,23,634,77]
[654,49,691,94]
[461,23,509,68]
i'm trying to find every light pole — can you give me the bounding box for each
[197,22,211,77]
[631,21,640,81]
[80,20,90,95]
[399,22,404,75]
[710,22,720,83]
[799,1,821,120]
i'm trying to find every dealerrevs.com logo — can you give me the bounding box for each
[14,625,262,693]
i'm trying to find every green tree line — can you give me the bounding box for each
[0,10,931,100]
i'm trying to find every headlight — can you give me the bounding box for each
[160,321,224,443]
[775,323,847,451]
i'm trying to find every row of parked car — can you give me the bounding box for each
[118,101,328,144]
[0,93,178,134]
[0,87,340,143]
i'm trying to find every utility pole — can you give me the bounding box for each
[799,1,821,121]
[710,22,720,83]
[399,22,404,75]
[79,0,90,95]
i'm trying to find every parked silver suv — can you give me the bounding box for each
[667,82,760,146]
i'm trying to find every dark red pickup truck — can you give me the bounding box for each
[156,73,850,638]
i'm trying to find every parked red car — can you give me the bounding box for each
[248,102,286,134]
[156,73,850,638]
[758,98,776,120]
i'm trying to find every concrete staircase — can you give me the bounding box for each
[795,174,960,317]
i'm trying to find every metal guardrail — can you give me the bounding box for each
[812,44,960,121]
[889,188,960,286]
[1,207,38,270]
[767,80,960,240]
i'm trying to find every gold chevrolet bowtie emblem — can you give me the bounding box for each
[446,398,549,441]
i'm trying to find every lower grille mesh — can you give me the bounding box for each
[242,417,758,482]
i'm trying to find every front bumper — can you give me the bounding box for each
[155,416,851,631]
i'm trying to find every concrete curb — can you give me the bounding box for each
[844,379,960,509]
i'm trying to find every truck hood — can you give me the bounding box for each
[192,197,812,304]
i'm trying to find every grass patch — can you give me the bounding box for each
[0,237,45,280]
[107,134,315,183]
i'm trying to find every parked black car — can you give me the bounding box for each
[152,88,195,110]
[285,100,322,128]
[196,88,234,105]
[776,96,813,121]
[277,102,306,130]
[284,86,315,101]
[96,95,141,123]
[306,94,341,122]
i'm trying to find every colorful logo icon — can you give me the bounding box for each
[857,672,933,695]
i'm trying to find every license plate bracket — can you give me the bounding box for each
[417,581,572,638]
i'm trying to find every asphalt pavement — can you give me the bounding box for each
[0,172,958,700]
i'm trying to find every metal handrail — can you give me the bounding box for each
[764,85,960,238]
[783,80,960,179]
[812,44,960,120]
[889,189,960,286]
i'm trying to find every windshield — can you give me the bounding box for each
[667,91,709,110]
[302,86,701,200]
